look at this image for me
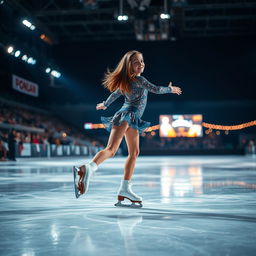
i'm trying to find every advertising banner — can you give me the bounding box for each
[12,74,39,97]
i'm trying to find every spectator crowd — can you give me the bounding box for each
[140,131,252,152]
[0,102,103,161]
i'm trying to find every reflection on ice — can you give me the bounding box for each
[21,250,35,256]
[117,214,143,256]
[160,165,202,202]
[51,224,59,245]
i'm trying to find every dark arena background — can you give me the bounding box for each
[0,1,256,256]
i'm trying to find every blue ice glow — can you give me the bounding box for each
[0,156,256,256]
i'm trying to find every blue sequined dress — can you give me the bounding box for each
[101,76,173,134]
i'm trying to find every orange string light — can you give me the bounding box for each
[89,120,256,132]
[202,121,256,130]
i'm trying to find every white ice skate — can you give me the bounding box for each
[115,180,143,208]
[73,164,93,198]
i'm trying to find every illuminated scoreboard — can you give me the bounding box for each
[159,114,203,138]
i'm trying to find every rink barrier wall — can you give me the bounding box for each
[139,148,245,155]
[13,143,107,158]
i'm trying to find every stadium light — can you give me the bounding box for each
[20,55,36,65]
[117,0,128,21]
[7,46,14,54]
[160,13,170,19]
[160,0,170,20]
[30,25,36,30]
[27,57,33,64]
[46,68,62,78]
[14,50,21,57]
[27,57,36,65]
[117,15,128,21]
[45,68,51,73]
[51,70,61,78]
[6,45,37,65]
[21,55,28,61]
[22,19,36,30]
[0,1,4,5]
[22,19,31,27]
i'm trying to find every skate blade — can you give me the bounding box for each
[115,201,143,208]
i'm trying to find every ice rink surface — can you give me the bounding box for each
[0,155,256,256]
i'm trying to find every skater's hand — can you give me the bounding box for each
[168,82,182,95]
[96,102,107,110]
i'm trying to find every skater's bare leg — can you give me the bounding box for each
[91,121,129,165]
[74,122,129,197]
[115,128,142,207]
[123,127,140,180]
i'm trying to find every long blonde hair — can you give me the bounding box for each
[102,50,142,94]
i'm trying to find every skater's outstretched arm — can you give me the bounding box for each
[96,89,122,110]
[138,76,182,95]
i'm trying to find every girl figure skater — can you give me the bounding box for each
[73,50,182,207]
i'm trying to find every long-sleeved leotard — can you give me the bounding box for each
[101,76,173,133]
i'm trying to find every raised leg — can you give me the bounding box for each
[73,121,129,198]
[92,121,129,165]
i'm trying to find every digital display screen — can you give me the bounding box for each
[159,114,203,137]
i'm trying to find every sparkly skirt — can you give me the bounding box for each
[101,105,151,134]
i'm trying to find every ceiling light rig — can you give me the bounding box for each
[5,44,61,81]
[22,19,36,30]
[45,67,61,79]
[160,13,170,20]
[117,0,128,22]
[22,19,54,45]
[160,0,170,20]
[6,45,36,65]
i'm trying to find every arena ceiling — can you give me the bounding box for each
[3,0,256,43]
